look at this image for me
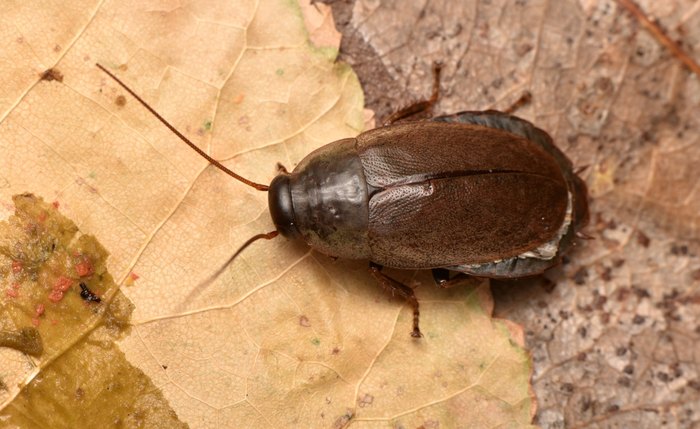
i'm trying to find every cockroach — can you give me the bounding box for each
[97,62,588,338]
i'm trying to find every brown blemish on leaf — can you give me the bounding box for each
[573,267,589,285]
[299,315,311,327]
[115,95,126,107]
[40,68,63,83]
[0,327,43,356]
[332,410,354,429]
[357,393,374,408]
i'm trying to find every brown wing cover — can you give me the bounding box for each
[357,122,565,187]
[358,122,569,269]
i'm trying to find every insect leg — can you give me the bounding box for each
[382,61,443,125]
[276,162,289,174]
[503,91,532,115]
[431,268,470,288]
[368,262,422,338]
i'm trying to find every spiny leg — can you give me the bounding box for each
[382,61,443,125]
[503,91,532,115]
[431,268,470,289]
[369,262,422,338]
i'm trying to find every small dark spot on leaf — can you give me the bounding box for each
[689,379,700,391]
[580,395,593,412]
[577,352,587,361]
[332,347,340,355]
[541,277,556,293]
[561,382,574,393]
[616,346,628,356]
[671,244,689,256]
[299,315,311,327]
[657,372,669,382]
[607,404,620,413]
[115,95,126,107]
[515,42,533,57]
[632,286,650,299]
[162,365,168,370]
[573,267,589,285]
[618,376,631,387]
[623,364,634,375]
[636,230,651,247]
[40,68,64,83]
[632,314,645,324]
[578,326,587,338]
[75,387,84,400]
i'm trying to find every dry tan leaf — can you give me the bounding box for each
[0,0,534,427]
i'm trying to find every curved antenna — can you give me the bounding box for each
[96,63,269,191]
[174,230,280,309]
[199,230,280,288]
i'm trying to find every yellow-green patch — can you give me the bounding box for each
[0,194,187,428]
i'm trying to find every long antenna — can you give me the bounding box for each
[175,230,280,309]
[198,230,279,288]
[96,63,269,191]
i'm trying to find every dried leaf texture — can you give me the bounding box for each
[0,0,534,428]
[334,0,700,427]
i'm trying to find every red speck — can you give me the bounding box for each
[48,290,64,302]
[75,258,94,277]
[38,212,47,223]
[36,303,45,316]
[31,317,40,327]
[12,260,22,274]
[130,272,140,281]
[52,201,60,209]
[53,276,73,292]
[5,288,19,298]
[51,319,58,325]
[11,282,20,289]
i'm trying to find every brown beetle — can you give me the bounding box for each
[97,63,588,338]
